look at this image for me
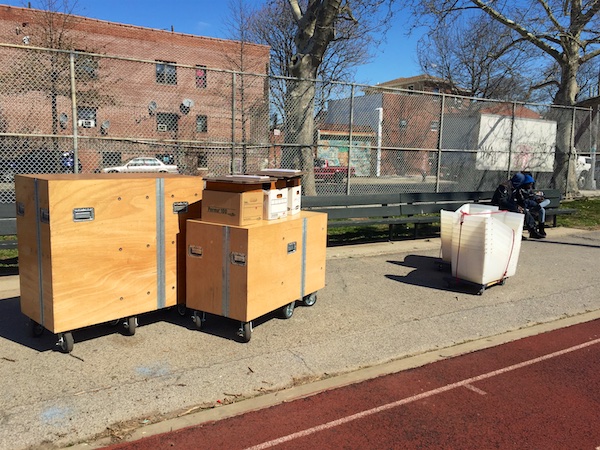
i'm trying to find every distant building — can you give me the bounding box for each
[368,74,468,95]
[320,74,553,178]
[0,5,270,173]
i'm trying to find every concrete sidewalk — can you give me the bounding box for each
[1,226,599,450]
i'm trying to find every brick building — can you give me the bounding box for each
[322,75,462,177]
[0,5,270,173]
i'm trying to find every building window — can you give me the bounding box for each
[430,120,440,131]
[75,51,98,80]
[156,61,177,85]
[196,65,207,89]
[77,106,97,127]
[156,113,179,132]
[399,119,408,129]
[196,115,208,133]
[78,106,97,121]
[197,152,207,168]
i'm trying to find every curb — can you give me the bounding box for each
[65,308,600,450]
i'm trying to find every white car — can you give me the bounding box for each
[102,157,179,174]
[576,156,592,189]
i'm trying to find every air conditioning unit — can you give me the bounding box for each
[78,119,96,128]
[157,124,168,132]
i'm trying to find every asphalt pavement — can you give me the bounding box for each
[1,225,600,450]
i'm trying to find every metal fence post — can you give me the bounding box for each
[593,107,598,189]
[507,102,516,178]
[231,71,236,174]
[346,84,355,195]
[69,51,79,173]
[376,107,383,177]
[567,107,577,193]
[435,93,445,193]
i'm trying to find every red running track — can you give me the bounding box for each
[105,319,600,449]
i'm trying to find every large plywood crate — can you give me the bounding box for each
[15,173,202,335]
[186,211,327,324]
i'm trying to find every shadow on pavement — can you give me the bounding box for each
[0,257,18,276]
[385,254,498,296]
[0,294,304,352]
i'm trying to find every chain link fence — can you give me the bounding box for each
[0,43,597,203]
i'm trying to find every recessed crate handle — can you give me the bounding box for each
[188,245,203,258]
[173,201,189,214]
[230,252,246,266]
[73,207,95,222]
[40,208,50,223]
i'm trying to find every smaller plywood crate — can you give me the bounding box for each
[15,173,202,335]
[186,211,327,323]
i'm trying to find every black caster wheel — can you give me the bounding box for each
[280,301,295,319]
[123,317,137,336]
[192,311,205,330]
[302,293,317,307]
[58,332,74,353]
[30,319,44,337]
[238,321,252,343]
[176,304,188,316]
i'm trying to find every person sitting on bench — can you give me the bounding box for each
[516,173,550,238]
[491,172,544,239]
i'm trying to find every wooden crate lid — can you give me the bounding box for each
[205,175,279,192]
[253,169,303,187]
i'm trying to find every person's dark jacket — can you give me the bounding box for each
[492,177,521,213]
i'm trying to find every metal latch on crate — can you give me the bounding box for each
[230,252,246,266]
[40,208,50,224]
[188,245,203,258]
[287,241,297,254]
[172,201,189,214]
[16,202,25,216]
[73,207,95,222]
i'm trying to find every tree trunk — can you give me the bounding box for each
[551,50,580,195]
[287,55,318,196]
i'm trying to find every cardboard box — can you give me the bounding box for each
[202,189,263,226]
[288,185,302,215]
[15,173,203,334]
[186,211,327,322]
[263,188,288,220]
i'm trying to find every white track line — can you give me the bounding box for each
[464,383,487,395]
[245,337,600,450]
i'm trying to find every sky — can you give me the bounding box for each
[2,0,423,85]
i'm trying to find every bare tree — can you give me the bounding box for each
[0,0,114,153]
[246,0,373,121]
[418,14,541,101]
[412,0,600,192]
[244,0,393,195]
[224,0,271,173]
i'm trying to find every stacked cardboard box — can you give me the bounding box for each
[254,169,302,216]
[202,171,303,225]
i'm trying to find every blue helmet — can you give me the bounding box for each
[510,172,525,188]
[522,174,535,185]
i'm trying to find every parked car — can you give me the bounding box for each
[102,157,179,174]
[314,158,355,182]
[576,156,592,189]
